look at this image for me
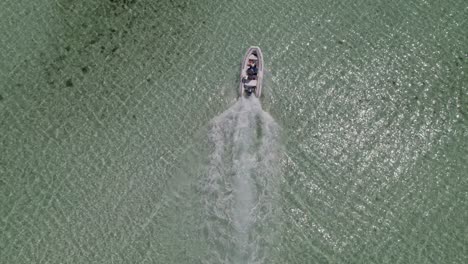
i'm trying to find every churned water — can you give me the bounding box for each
[1,0,467,263]
[201,97,281,263]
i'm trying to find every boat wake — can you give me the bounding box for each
[200,97,282,264]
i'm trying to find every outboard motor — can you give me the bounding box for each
[245,86,255,96]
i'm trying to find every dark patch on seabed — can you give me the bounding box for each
[81,66,89,74]
[65,79,73,87]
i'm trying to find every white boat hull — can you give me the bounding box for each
[239,46,263,98]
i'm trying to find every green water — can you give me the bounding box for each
[1,0,467,263]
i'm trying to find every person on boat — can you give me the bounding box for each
[247,64,258,80]
[243,54,258,81]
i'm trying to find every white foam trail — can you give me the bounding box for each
[201,97,281,264]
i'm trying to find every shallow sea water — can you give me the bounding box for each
[1,0,467,263]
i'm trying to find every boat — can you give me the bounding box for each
[239,46,263,97]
